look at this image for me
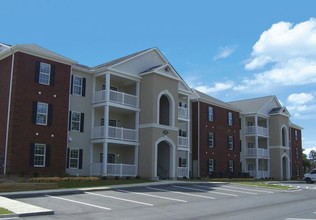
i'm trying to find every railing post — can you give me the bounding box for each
[120,163,123,177]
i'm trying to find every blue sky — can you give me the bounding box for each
[2,0,316,154]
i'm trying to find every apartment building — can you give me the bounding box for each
[191,89,241,178]
[229,96,303,180]
[0,42,303,180]
[0,43,74,176]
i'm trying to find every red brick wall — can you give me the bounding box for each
[192,101,241,177]
[0,55,12,174]
[290,127,303,179]
[7,52,71,176]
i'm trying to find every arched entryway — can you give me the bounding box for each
[282,155,290,180]
[155,137,175,180]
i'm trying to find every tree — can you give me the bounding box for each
[303,149,311,172]
[309,150,316,161]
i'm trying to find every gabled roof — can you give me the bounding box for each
[228,96,276,114]
[193,89,240,111]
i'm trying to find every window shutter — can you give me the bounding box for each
[45,145,51,167]
[227,136,229,148]
[79,149,83,169]
[66,148,70,168]
[68,111,72,131]
[32,102,38,124]
[35,61,40,83]
[70,75,74,94]
[48,104,53,126]
[82,78,86,97]
[50,65,55,86]
[29,143,35,166]
[80,113,84,132]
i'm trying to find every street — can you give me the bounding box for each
[14,182,316,220]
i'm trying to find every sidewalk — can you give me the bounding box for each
[0,180,183,218]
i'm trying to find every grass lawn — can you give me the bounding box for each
[234,181,294,190]
[0,207,12,215]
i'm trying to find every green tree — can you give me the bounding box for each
[303,149,311,172]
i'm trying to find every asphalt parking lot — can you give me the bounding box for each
[14,182,316,220]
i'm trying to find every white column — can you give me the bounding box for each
[135,111,140,141]
[89,144,93,175]
[255,158,259,179]
[134,145,139,176]
[136,81,140,108]
[187,150,190,178]
[102,142,108,176]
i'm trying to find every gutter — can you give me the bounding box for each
[4,52,14,174]
[197,100,200,177]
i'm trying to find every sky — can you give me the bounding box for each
[1,0,316,155]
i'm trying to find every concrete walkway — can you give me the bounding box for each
[0,180,185,219]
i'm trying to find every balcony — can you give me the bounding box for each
[178,136,189,148]
[91,163,137,177]
[247,170,270,179]
[178,106,189,119]
[93,90,138,107]
[177,167,189,178]
[245,126,269,137]
[245,148,269,157]
[92,126,137,142]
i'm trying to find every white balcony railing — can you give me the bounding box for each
[93,90,138,107]
[178,106,189,119]
[178,136,189,148]
[245,126,269,136]
[177,167,188,178]
[247,170,270,179]
[245,148,269,157]
[91,163,137,177]
[92,126,137,142]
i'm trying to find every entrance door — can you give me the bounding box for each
[157,141,170,179]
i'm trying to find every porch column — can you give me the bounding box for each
[136,81,140,107]
[255,158,259,179]
[187,150,190,178]
[135,111,140,141]
[102,142,108,176]
[134,145,139,176]
[89,144,93,175]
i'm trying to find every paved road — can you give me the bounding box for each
[15,182,316,220]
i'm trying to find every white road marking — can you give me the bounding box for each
[194,185,238,196]
[146,186,215,200]
[222,185,274,194]
[85,192,154,206]
[46,195,111,210]
[173,185,238,197]
[286,218,316,220]
[116,189,187,203]
[194,184,258,195]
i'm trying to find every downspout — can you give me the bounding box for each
[4,53,15,175]
[197,100,200,177]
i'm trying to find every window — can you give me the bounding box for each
[109,119,117,127]
[208,106,213,121]
[71,112,81,131]
[69,149,79,168]
[228,112,233,126]
[67,148,83,169]
[208,132,214,148]
[178,157,187,167]
[34,144,46,167]
[295,130,298,140]
[71,75,86,96]
[36,102,48,125]
[295,148,299,159]
[228,136,234,150]
[208,159,214,174]
[39,62,51,85]
[69,111,84,132]
[296,165,300,177]
[228,160,234,173]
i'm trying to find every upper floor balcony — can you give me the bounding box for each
[92,126,138,142]
[245,126,269,137]
[93,90,138,108]
[178,136,189,149]
[178,106,189,119]
[245,148,269,158]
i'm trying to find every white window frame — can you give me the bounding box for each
[71,111,81,131]
[34,143,46,167]
[208,132,214,148]
[36,102,48,125]
[69,148,79,169]
[73,76,82,95]
[208,159,214,173]
[228,136,234,150]
[39,62,51,85]
[295,130,298,140]
[228,112,233,126]
[208,106,214,121]
[228,160,234,173]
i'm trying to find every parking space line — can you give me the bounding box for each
[194,184,258,195]
[116,189,187,203]
[194,185,238,196]
[173,185,238,197]
[85,192,154,206]
[146,186,216,200]
[222,185,274,194]
[46,195,111,210]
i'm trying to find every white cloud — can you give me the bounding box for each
[236,18,316,92]
[194,81,234,94]
[213,45,237,61]
[287,93,314,104]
